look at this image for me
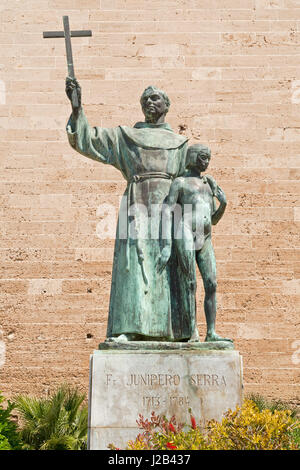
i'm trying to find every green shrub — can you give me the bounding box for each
[292,426,300,447]
[206,399,299,450]
[247,393,299,418]
[109,399,300,450]
[0,392,22,450]
[14,384,88,450]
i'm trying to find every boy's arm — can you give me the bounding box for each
[211,185,227,225]
[162,178,183,244]
[156,178,182,273]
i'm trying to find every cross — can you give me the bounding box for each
[43,16,92,107]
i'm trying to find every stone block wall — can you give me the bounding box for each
[0,0,299,403]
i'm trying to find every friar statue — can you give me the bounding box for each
[66,78,195,342]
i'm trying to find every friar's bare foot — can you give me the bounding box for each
[205,332,233,343]
[188,329,201,343]
[105,334,138,343]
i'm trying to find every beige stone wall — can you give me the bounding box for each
[0,0,299,403]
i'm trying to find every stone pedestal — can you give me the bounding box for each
[88,343,243,450]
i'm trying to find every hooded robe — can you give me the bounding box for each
[67,110,195,340]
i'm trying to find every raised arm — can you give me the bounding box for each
[65,77,121,168]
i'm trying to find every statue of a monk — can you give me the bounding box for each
[66,78,194,342]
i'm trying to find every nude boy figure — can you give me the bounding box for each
[157,144,232,343]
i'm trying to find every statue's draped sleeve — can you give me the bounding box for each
[66,110,122,171]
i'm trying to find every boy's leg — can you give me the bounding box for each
[196,237,232,342]
[174,224,199,342]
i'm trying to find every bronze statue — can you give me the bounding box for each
[66,79,197,342]
[157,144,232,343]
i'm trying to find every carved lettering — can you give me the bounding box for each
[204,374,210,386]
[174,375,180,385]
[143,396,160,407]
[212,374,219,386]
[106,374,113,385]
[189,374,227,387]
[143,395,190,407]
[107,373,227,388]
[170,396,190,406]
[221,375,226,386]
[127,373,181,386]
[190,375,196,386]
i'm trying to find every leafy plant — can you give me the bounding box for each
[110,399,300,450]
[0,392,22,450]
[247,393,299,418]
[245,393,300,447]
[206,399,299,450]
[14,384,88,450]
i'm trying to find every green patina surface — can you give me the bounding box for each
[67,109,195,341]
[65,81,232,346]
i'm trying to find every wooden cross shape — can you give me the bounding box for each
[43,16,92,107]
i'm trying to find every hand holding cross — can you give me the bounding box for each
[65,77,82,117]
[43,16,91,116]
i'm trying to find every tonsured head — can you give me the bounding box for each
[140,86,170,122]
[186,144,211,172]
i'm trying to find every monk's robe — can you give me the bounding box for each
[67,110,196,340]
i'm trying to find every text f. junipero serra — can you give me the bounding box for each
[105,373,227,387]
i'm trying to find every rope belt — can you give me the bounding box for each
[126,172,174,293]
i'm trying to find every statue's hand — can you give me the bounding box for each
[156,245,171,274]
[65,77,82,113]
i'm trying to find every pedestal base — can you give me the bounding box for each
[88,345,243,450]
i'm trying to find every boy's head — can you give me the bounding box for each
[186,144,211,172]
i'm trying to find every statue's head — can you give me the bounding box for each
[186,144,211,172]
[140,86,170,123]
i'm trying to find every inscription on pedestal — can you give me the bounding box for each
[105,372,227,411]
[88,349,243,449]
[107,372,227,387]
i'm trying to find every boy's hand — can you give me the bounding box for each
[156,245,171,274]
